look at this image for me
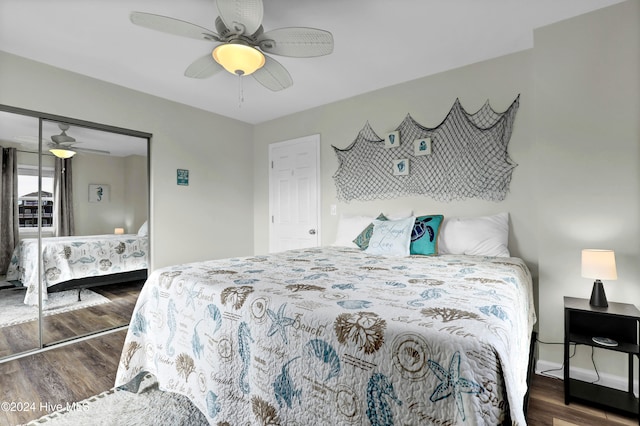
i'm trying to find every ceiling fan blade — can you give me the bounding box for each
[73,147,111,156]
[259,27,334,57]
[184,54,224,78]
[48,141,76,148]
[130,11,220,42]
[252,55,293,91]
[216,0,263,36]
[46,142,109,156]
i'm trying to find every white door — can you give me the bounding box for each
[269,134,320,253]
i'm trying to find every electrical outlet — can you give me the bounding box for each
[330,204,337,216]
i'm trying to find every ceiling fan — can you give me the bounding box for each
[48,123,110,158]
[130,0,334,91]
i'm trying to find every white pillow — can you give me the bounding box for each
[365,216,415,256]
[385,209,413,220]
[438,212,510,257]
[137,221,148,237]
[332,215,376,248]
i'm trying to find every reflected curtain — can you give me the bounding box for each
[54,157,74,237]
[0,147,19,273]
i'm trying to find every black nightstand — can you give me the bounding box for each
[564,296,640,422]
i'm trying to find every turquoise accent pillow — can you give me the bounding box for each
[410,215,444,256]
[365,216,415,256]
[353,213,387,249]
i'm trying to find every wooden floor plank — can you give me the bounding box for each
[528,374,637,426]
[0,330,127,426]
[0,281,142,355]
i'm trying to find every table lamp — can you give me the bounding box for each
[581,249,617,308]
[114,227,125,235]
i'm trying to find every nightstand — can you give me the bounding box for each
[564,296,640,421]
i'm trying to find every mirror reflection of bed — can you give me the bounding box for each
[0,112,149,356]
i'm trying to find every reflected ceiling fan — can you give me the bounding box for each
[48,124,110,158]
[130,0,334,91]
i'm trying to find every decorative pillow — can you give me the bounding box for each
[365,216,415,256]
[438,212,510,257]
[410,215,444,256]
[137,221,148,237]
[332,214,377,248]
[353,213,387,249]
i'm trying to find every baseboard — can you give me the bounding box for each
[536,359,638,396]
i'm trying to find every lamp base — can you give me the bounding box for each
[589,280,608,308]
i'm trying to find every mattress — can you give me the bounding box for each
[115,247,535,425]
[5,234,148,305]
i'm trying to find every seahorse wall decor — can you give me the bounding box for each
[332,96,520,202]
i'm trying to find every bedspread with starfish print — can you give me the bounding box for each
[115,247,535,425]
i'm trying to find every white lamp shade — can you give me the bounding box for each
[49,148,76,159]
[581,249,617,280]
[212,43,265,76]
[114,227,125,235]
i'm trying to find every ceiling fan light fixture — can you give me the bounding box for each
[49,148,76,159]
[212,42,265,76]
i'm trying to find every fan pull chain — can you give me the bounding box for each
[238,74,244,108]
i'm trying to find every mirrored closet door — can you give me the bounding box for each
[0,105,150,359]
[0,109,41,358]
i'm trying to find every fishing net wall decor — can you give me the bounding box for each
[332,96,520,202]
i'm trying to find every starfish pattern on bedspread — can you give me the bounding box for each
[427,351,484,420]
[266,303,295,344]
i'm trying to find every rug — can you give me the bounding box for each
[22,374,207,425]
[0,287,111,328]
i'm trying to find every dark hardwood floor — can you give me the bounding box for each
[527,374,636,426]
[0,281,143,358]
[0,330,127,425]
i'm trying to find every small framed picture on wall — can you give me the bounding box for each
[384,131,400,149]
[413,137,432,156]
[392,159,409,176]
[88,184,110,203]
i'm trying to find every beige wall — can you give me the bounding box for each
[72,153,147,236]
[0,50,255,269]
[124,154,148,234]
[533,0,640,377]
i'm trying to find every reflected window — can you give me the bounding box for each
[17,165,55,231]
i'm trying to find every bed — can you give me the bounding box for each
[5,233,148,305]
[115,214,536,426]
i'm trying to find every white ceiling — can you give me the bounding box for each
[0,0,624,126]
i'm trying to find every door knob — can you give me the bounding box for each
[309,229,316,235]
